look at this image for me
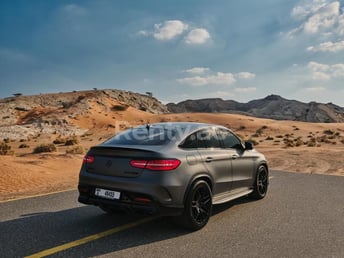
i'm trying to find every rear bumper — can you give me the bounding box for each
[78,184,183,216]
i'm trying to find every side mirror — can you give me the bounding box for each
[244,141,253,150]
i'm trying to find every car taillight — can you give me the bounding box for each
[83,155,95,164]
[130,159,181,171]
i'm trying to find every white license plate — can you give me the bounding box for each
[95,188,120,200]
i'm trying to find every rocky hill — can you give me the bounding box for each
[0,89,168,140]
[167,95,344,123]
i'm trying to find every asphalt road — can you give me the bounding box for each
[1,170,344,258]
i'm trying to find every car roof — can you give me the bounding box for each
[135,122,230,140]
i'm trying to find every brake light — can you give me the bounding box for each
[83,155,95,164]
[130,159,181,171]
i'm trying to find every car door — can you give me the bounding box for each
[196,128,232,195]
[216,128,254,190]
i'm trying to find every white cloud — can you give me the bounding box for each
[177,72,236,86]
[288,1,344,37]
[177,69,256,86]
[183,67,210,74]
[307,40,344,52]
[185,28,211,44]
[137,30,149,37]
[308,61,330,71]
[312,71,331,80]
[234,87,257,93]
[332,63,344,77]
[308,61,344,80]
[303,1,339,34]
[153,20,188,40]
[234,72,256,79]
[291,0,329,20]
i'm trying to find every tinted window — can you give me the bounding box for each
[180,133,198,148]
[104,127,176,146]
[180,129,221,149]
[217,128,242,149]
[197,129,221,148]
[180,128,221,149]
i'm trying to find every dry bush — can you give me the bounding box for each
[112,104,129,111]
[284,138,295,147]
[66,145,84,154]
[307,138,317,147]
[65,136,79,146]
[323,129,334,135]
[33,144,57,153]
[53,137,66,144]
[19,144,30,148]
[294,137,304,147]
[0,142,14,155]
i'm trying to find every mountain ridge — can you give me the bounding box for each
[167,94,344,123]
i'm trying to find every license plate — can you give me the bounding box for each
[95,188,120,200]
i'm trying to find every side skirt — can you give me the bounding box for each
[212,188,253,205]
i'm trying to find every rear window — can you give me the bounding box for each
[104,127,176,146]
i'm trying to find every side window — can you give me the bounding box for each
[217,128,242,149]
[180,129,221,149]
[180,133,198,149]
[197,129,221,148]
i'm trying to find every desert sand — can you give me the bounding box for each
[1,111,343,202]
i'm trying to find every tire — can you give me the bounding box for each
[250,165,269,200]
[175,180,212,230]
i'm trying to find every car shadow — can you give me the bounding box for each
[0,197,255,257]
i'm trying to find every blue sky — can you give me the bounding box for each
[1,0,344,106]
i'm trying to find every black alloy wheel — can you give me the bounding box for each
[177,180,212,230]
[250,165,269,200]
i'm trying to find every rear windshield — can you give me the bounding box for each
[104,127,176,146]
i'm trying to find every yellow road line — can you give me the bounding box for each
[0,189,76,203]
[25,216,157,258]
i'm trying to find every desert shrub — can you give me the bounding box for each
[265,136,274,140]
[66,145,84,154]
[341,139,344,144]
[294,137,304,147]
[53,137,66,144]
[307,138,317,147]
[3,138,10,143]
[276,135,283,138]
[33,143,57,153]
[0,142,14,155]
[284,139,295,147]
[255,127,264,136]
[65,136,79,146]
[323,129,334,135]
[112,104,129,111]
[238,125,246,130]
[19,144,30,148]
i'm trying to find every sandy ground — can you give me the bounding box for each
[1,112,343,202]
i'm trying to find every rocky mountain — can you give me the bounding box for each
[0,89,168,140]
[167,95,344,123]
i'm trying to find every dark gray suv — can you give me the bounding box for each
[78,122,269,230]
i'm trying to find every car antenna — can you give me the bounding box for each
[146,123,150,131]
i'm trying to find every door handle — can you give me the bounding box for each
[231,154,239,160]
[205,157,213,163]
